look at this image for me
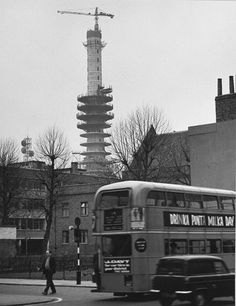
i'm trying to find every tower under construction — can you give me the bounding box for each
[57,8,114,173]
[70,8,114,173]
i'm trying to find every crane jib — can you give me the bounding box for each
[57,9,114,19]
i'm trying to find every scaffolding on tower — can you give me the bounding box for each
[58,7,114,174]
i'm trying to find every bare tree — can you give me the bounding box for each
[110,105,172,181]
[0,139,20,225]
[168,131,191,185]
[35,126,70,252]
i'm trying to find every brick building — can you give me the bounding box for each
[0,160,115,259]
[0,161,47,255]
[128,76,236,192]
[189,76,236,190]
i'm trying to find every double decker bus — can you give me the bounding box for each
[93,181,235,295]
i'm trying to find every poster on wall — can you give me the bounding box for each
[131,207,145,229]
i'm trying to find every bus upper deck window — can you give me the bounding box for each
[100,190,129,208]
[166,192,185,208]
[185,193,203,209]
[220,197,235,210]
[147,191,166,206]
[203,195,219,210]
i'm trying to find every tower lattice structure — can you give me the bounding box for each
[76,15,114,173]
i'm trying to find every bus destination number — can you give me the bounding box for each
[104,208,123,231]
[135,238,147,252]
[164,212,235,228]
[104,258,131,273]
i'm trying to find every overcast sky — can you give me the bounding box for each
[1,0,236,159]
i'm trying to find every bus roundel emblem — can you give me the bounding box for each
[135,238,147,252]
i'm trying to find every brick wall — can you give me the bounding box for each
[215,93,236,122]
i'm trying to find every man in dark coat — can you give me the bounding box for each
[92,248,101,291]
[41,250,56,295]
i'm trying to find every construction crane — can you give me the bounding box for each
[57,7,114,29]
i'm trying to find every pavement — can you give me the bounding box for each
[0,278,96,306]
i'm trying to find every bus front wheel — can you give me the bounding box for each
[192,291,208,306]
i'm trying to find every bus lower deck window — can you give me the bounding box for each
[165,239,187,255]
[223,239,235,253]
[102,234,131,257]
[206,239,221,254]
[189,240,205,254]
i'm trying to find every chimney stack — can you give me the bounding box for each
[215,75,236,122]
[229,75,234,94]
[71,162,78,173]
[217,78,222,96]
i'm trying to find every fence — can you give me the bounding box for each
[0,255,94,280]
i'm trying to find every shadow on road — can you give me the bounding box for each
[93,294,234,305]
[93,294,158,303]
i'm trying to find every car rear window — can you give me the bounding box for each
[213,260,229,274]
[157,260,185,275]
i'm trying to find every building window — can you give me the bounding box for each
[8,218,45,230]
[80,230,88,244]
[80,202,88,216]
[97,58,99,62]
[62,230,69,244]
[62,203,69,217]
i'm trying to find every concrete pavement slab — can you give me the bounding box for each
[0,294,58,306]
[0,278,96,305]
[0,278,96,288]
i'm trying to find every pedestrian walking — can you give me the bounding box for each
[41,250,56,295]
[92,248,101,291]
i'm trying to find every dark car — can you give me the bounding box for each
[151,255,235,306]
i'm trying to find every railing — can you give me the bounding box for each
[77,121,111,128]
[0,255,93,280]
[76,111,114,118]
[77,93,113,100]
[77,102,113,108]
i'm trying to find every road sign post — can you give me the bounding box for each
[74,217,81,285]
